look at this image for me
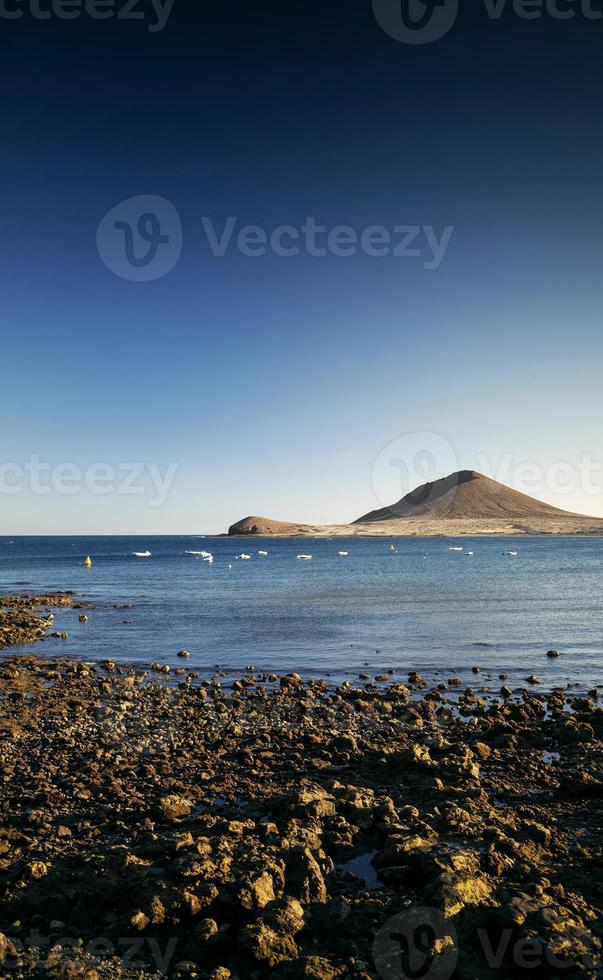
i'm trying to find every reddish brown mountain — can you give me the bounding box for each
[354,469,579,523]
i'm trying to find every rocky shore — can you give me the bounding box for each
[0,600,601,979]
[0,595,74,650]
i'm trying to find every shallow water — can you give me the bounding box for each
[0,535,601,691]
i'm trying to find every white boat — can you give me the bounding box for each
[258,550,268,556]
[338,551,349,556]
[465,551,474,556]
[238,554,252,560]
[133,551,152,558]
[506,550,518,556]
[297,554,313,561]
[186,550,212,558]
[449,546,464,551]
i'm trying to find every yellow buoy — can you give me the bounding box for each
[84,556,92,568]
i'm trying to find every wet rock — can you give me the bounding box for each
[292,956,348,978]
[172,963,203,978]
[281,672,302,688]
[193,917,218,943]
[0,933,18,962]
[265,896,305,934]
[286,847,329,904]
[238,921,299,967]
[158,794,193,820]
[130,910,149,931]
[375,834,433,871]
[238,870,278,910]
[428,869,494,917]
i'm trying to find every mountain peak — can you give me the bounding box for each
[354,469,577,524]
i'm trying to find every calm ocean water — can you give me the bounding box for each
[0,535,601,692]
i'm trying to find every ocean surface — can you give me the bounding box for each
[0,535,601,692]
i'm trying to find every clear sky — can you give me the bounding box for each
[1,2,602,533]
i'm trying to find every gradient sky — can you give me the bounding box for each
[1,2,602,533]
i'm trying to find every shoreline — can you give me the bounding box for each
[0,590,603,704]
[226,528,603,538]
[227,517,603,539]
[0,602,601,978]
[1,593,600,701]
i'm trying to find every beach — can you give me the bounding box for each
[0,598,601,979]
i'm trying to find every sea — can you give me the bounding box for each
[0,535,601,693]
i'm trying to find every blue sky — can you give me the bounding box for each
[1,3,602,532]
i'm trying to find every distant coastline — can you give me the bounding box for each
[227,520,603,538]
[228,470,603,537]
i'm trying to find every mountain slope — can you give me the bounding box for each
[354,470,579,523]
[228,516,324,536]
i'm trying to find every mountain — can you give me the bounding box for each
[354,469,578,523]
[227,516,326,536]
[228,470,603,537]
